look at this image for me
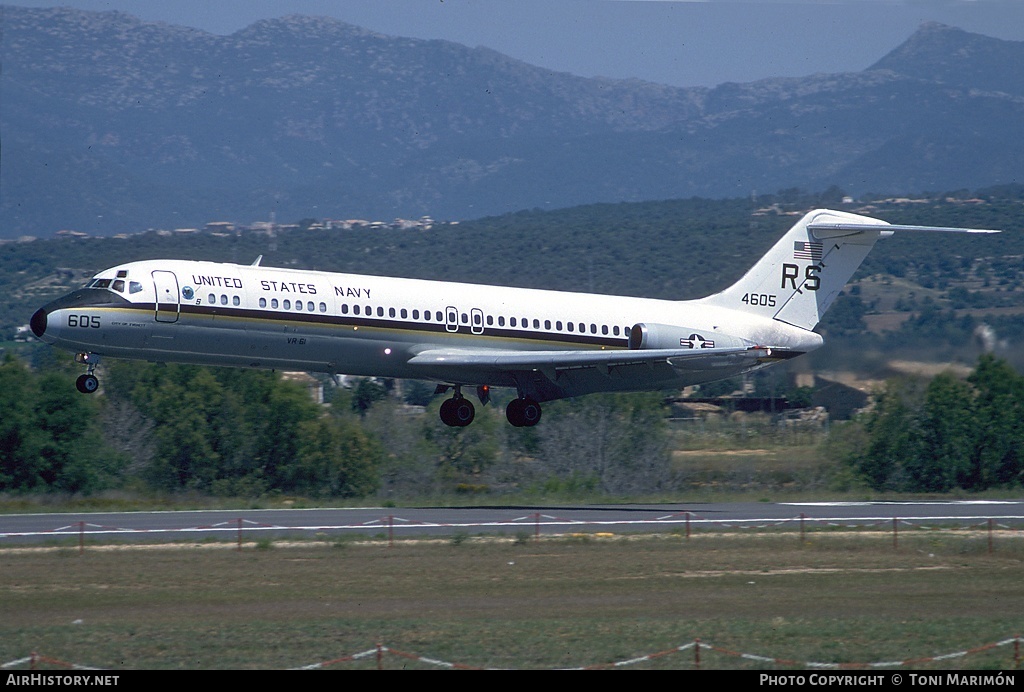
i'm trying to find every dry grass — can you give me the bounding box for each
[2,531,1022,669]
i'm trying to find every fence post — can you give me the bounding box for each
[686,511,691,540]
[377,642,384,670]
[237,518,243,551]
[800,513,806,544]
[694,638,701,669]
[988,518,993,555]
[893,517,898,551]
[388,515,394,548]
[79,521,85,554]
[535,512,540,541]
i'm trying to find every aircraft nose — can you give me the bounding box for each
[30,307,48,339]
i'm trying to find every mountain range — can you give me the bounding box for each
[2,5,1023,238]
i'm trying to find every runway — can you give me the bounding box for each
[2,499,1023,545]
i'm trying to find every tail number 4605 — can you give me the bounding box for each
[741,293,776,307]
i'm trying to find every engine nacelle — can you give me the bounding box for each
[629,323,746,351]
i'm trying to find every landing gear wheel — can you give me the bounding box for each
[76,374,99,394]
[440,397,475,427]
[506,398,542,427]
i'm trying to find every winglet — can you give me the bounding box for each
[251,255,264,266]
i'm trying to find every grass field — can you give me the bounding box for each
[2,530,1022,670]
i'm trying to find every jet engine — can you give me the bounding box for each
[628,323,745,351]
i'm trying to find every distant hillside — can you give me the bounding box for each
[2,6,1023,237]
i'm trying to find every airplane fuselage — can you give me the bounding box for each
[32,259,812,391]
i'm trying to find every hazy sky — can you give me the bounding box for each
[7,1,1024,87]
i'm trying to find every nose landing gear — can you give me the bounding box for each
[74,353,100,394]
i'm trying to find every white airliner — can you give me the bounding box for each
[31,209,997,427]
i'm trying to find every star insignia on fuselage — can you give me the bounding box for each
[681,333,715,349]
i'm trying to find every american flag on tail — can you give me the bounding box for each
[793,240,823,261]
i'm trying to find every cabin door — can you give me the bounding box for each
[152,270,180,323]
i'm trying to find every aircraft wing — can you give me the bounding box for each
[407,345,782,402]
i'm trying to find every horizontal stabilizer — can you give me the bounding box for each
[809,222,1001,239]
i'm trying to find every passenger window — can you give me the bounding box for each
[498,316,505,327]
[308,302,314,312]
[389,307,396,318]
[208,293,216,304]
[353,305,360,315]
[545,320,551,330]
[533,319,540,329]
[296,301,303,311]
[401,308,408,319]
[487,316,494,326]
[259,298,267,308]
[590,324,596,334]
[556,321,563,330]
[319,302,326,312]
[510,317,517,327]
[341,304,348,314]
[474,313,482,325]
[412,309,419,319]
[602,325,608,335]
[272,299,279,309]
[220,295,228,305]
[233,296,241,306]
[377,307,384,317]
[567,322,574,332]
[613,326,620,336]
[460,313,468,324]
[436,311,443,322]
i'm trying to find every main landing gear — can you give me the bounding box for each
[436,386,542,428]
[74,352,100,394]
[439,394,476,427]
[505,397,542,428]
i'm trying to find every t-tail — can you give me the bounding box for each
[697,209,1000,331]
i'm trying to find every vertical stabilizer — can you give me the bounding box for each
[697,209,890,331]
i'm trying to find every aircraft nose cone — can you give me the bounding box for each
[30,308,48,339]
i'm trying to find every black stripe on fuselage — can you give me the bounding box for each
[112,301,630,350]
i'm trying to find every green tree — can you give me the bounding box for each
[33,370,122,493]
[857,378,926,491]
[291,416,382,497]
[0,355,122,494]
[967,354,1024,489]
[910,371,975,492]
[0,355,45,491]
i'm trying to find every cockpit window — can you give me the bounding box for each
[129,281,144,294]
[93,279,112,289]
[112,280,125,292]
